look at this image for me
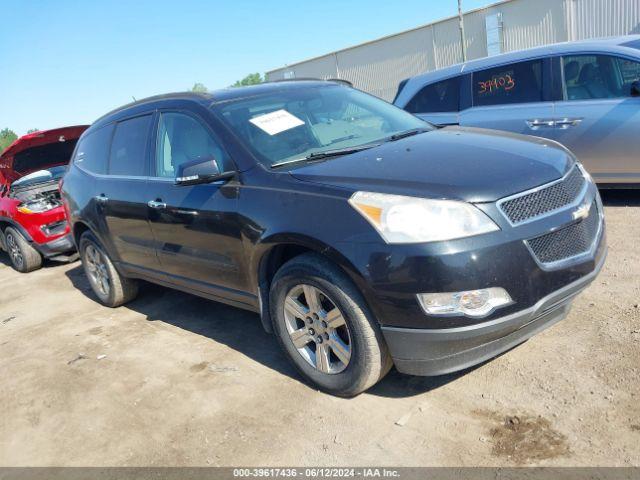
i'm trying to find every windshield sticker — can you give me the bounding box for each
[249,109,305,135]
[477,73,515,95]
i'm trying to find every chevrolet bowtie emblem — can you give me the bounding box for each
[572,202,592,221]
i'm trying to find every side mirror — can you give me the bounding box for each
[631,80,640,97]
[175,157,234,186]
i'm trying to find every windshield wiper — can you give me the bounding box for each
[270,144,378,169]
[386,128,430,142]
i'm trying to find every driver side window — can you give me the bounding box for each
[155,112,228,178]
[562,54,640,100]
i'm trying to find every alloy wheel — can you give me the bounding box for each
[5,233,24,270]
[85,244,110,297]
[283,284,352,374]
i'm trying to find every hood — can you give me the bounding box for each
[0,125,89,185]
[289,127,574,203]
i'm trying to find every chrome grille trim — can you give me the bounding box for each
[497,165,589,226]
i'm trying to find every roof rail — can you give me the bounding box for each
[266,77,353,87]
[94,91,211,124]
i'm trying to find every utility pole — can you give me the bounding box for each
[458,0,467,62]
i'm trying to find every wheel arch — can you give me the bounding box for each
[71,220,116,262]
[0,216,34,244]
[254,234,367,334]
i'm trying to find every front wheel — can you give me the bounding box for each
[270,253,392,397]
[79,231,138,307]
[3,227,42,273]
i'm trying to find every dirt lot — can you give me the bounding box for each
[0,191,638,467]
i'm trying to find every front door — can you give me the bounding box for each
[146,111,246,298]
[552,53,640,184]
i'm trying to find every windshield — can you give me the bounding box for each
[214,84,432,167]
[11,165,67,189]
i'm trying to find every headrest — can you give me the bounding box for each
[578,63,597,84]
[564,61,580,82]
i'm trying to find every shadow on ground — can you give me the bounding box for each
[0,254,12,268]
[64,264,463,398]
[0,250,74,270]
[600,189,640,207]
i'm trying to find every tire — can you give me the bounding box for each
[79,231,138,307]
[270,253,392,397]
[3,227,42,273]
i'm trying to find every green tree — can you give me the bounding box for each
[191,83,208,93]
[0,128,18,154]
[232,73,264,87]
[27,128,39,134]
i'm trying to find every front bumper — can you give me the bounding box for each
[382,248,607,376]
[35,233,75,257]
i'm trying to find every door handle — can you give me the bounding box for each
[147,200,167,209]
[94,194,108,204]
[526,119,555,130]
[555,117,583,129]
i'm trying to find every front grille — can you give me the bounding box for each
[526,201,600,265]
[499,166,586,224]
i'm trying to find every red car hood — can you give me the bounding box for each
[0,125,89,184]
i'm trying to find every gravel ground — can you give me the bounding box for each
[0,190,638,467]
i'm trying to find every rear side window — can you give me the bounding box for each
[473,60,543,106]
[109,115,152,176]
[74,125,114,175]
[405,77,460,113]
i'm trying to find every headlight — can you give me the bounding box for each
[17,199,57,214]
[349,191,499,244]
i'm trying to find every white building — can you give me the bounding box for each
[266,0,640,101]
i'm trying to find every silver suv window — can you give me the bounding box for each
[405,77,460,113]
[562,54,640,100]
[473,60,543,107]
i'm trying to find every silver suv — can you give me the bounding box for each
[394,36,640,187]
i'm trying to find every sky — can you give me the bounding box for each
[0,0,489,136]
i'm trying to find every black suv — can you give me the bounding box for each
[61,81,606,396]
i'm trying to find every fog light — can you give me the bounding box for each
[41,220,67,237]
[416,288,513,318]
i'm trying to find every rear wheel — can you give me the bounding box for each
[3,227,42,273]
[79,231,138,307]
[270,253,392,397]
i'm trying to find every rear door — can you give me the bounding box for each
[146,110,247,298]
[403,76,461,126]
[552,53,640,184]
[95,114,158,268]
[460,58,556,136]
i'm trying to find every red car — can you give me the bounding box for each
[0,126,88,272]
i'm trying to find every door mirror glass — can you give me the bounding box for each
[630,80,640,97]
[175,157,221,185]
